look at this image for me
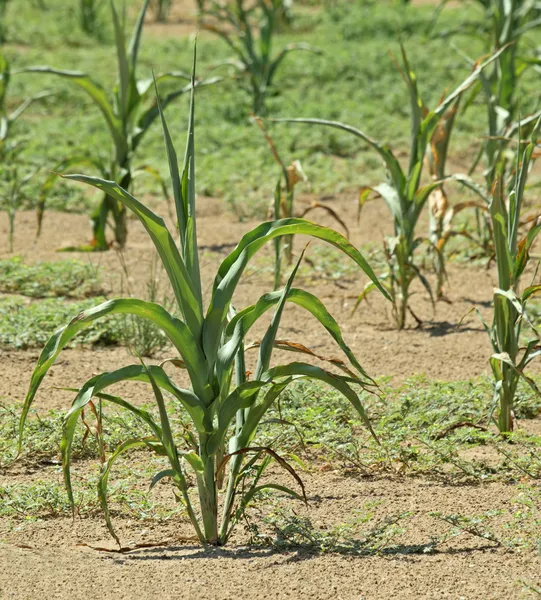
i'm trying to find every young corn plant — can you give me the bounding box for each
[19,50,389,546]
[426,97,491,298]
[278,47,503,329]
[31,0,217,250]
[200,0,319,114]
[482,122,541,434]
[79,0,103,36]
[0,0,8,43]
[1,50,48,251]
[253,117,348,289]
[151,0,172,21]
[437,1,541,190]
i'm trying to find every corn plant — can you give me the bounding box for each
[200,0,319,114]
[253,117,347,288]
[18,49,389,546]
[1,50,48,251]
[79,0,103,35]
[438,1,541,187]
[482,122,541,433]
[151,0,172,21]
[278,47,503,329]
[0,0,8,43]
[31,0,217,250]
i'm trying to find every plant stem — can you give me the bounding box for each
[198,433,218,544]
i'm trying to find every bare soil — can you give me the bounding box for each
[1,472,539,600]
[1,190,541,598]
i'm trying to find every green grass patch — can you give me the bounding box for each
[0,256,103,298]
[2,1,541,217]
[0,296,122,348]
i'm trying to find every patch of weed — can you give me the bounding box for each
[0,256,103,298]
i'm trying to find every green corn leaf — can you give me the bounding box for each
[182,451,205,473]
[274,118,406,195]
[24,67,127,164]
[522,284,541,302]
[149,469,177,490]
[179,44,203,309]
[204,218,390,364]
[65,365,208,432]
[154,75,185,246]
[206,381,266,455]
[241,483,305,508]
[128,0,151,69]
[98,437,159,545]
[225,287,372,381]
[255,246,306,379]
[397,45,425,176]
[62,174,204,334]
[236,379,294,449]
[19,298,210,448]
[110,0,130,121]
[432,46,507,120]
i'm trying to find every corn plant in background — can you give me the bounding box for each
[437,1,541,211]
[482,122,541,434]
[426,97,491,299]
[200,0,319,114]
[278,47,502,329]
[1,50,48,251]
[18,48,389,546]
[79,0,103,36]
[31,0,217,250]
[429,2,541,269]
[253,117,348,288]
[0,0,8,43]
[151,0,172,22]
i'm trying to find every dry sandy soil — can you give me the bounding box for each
[1,189,541,599]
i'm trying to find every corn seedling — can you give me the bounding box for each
[19,48,389,546]
[253,117,348,289]
[481,122,541,434]
[31,0,218,251]
[200,0,319,114]
[278,47,503,328]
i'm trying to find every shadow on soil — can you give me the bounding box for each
[112,541,498,563]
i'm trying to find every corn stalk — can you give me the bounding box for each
[151,0,172,21]
[278,46,504,328]
[19,45,390,546]
[1,50,48,251]
[30,0,218,250]
[482,121,541,433]
[200,0,319,114]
